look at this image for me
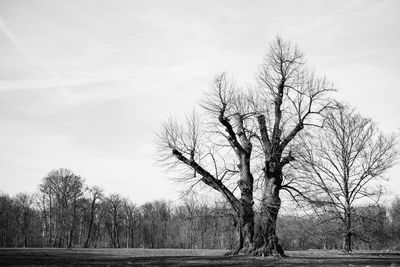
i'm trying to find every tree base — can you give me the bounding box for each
[224,244,254,256]
[224,247,241,256]
[342,249,353,254]
[224,244,286,257]
[251,246,286,257]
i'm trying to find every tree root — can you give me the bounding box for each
[224,243,287,258]
[224,247,241,256]
[224,244,256,256]
[251,244,287,257]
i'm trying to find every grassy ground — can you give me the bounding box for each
[0,248,400,266]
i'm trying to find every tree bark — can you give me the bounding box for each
[254,160,285,257]
[343,211,352,252]
[343,231,352,252]
[225,151,255,255]
[236,154,255,253]
[342,204,352,252]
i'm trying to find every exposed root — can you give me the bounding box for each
[251,243,287,257]
[224,240,287,258]
[224,247,241,256]
[224,244,256,256]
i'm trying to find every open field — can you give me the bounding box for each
[1,248,400,266]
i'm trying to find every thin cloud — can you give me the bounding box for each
[0,16,67,91]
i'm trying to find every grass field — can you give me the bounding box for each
[1,248,400,266]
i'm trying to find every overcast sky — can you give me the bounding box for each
[0,0,399,204]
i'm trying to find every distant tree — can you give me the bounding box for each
[103,193,123,248]
[122,199,139,248]
[353,205,388,249]
[0,193,17,247]
[39,168,85,248]
[15,193,34,247]
[153,201,171,248]
[297,102,399,252]
[389,197,400,249]
[84,186,104,248]
[140,201,161,248]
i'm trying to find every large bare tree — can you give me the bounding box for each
[158,76,256,254]
[252,38,333,256]
[157,37,333,256]
[295,102,399,252]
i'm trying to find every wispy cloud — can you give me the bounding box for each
[0,16,69,91]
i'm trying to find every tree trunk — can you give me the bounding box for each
[227,153,255,255]
[254,161,285,257]
[238,154,255,253]
[343,207,352,252]
[68,202,77,248]
[84,205,95,248]
[230,205,254,255]
[343,232,352,252]
[343,216,352,253]
[24,232,27,248]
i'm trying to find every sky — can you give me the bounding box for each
[0,0,399,205]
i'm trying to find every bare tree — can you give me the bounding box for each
[39,168,85,248]
[157,37,333,256]
[15,193,34,247]
[84,186,104,248]
[251,37,333,256]
[104,193,123,248]
[158,74,257,254]
[296,102,399,252]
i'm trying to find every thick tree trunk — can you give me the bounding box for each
[343,232,352,252]
[343,207,352,252]
[238,154,255,253]
[227,154,255,255]
[254,161,285,257]
[241,205,254,251]
[229,203,254,255]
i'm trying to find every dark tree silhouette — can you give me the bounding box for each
[157,37,333,256]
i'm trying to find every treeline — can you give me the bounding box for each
[0,168,237,249]
[278,203,400,251]
[1,168,399,250]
